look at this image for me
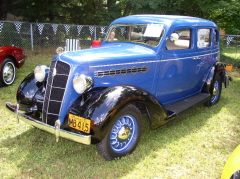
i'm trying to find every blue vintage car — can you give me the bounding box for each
[6,15,232,160]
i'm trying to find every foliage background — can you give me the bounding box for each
[0,0,239,34]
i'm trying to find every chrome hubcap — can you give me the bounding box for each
[211,80,220,103]
[213,87,218,96]
[118,126,131,141]
[3,63,14,83]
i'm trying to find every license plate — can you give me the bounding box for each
[68,114,91,133]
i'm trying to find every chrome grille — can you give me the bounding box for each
[42,60,70,125]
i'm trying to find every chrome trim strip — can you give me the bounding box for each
[47,112,59,116]
[49,100,62,103]
[55,74,69,77]
[6,102,91,145]
[90,60,157,68]
[52,86,66,90]
[18,56,27,64]
[90,51,219,68]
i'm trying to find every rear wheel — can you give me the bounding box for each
[0,58,16,86]
[205,74,222,107]
[97,104,142,160]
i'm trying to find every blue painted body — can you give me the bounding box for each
[53,15,219,125]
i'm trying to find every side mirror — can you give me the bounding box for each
[170,33,179,42]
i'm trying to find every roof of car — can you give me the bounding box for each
[110,14,217,28]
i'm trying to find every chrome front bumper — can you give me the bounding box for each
[6,102,91,145]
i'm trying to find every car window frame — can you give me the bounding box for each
[162,26,194,54]
[104,23,165,48]
[196,28,212,49]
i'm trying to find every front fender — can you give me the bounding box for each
[16,72,43,108]
[69,85,168,143]
[16,72,45,111]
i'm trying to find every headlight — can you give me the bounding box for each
[73,74,93,94]
[34,65,48,82]
[56,47,64,54]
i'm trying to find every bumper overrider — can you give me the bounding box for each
[6,102,91,145]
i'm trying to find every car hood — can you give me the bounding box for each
[58,44,156,67]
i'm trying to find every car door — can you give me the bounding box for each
[155,27,213,105]
[194,27,216,82]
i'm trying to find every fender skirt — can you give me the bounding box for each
[69,85,168,143]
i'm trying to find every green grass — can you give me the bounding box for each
[1,52,240,179]
[221,47,240,67]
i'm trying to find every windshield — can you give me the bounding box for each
[104,23,164,47]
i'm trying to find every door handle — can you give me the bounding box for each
[193,57,201,60]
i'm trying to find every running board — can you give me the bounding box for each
[165,93,211,119]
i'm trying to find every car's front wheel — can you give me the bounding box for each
[97,104,143,160]
[205,74,222,106]
[0,58,16,86]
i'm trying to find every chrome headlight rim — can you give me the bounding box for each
[34,65,48,82]
[73,74,94,94]
[56,47,64,54]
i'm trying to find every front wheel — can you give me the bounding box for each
[97,104,143,160]
[204,74,222,107]
[0,58,16,86]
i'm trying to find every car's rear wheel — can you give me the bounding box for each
[0,58,16,86]
[205,74,222,107]
[97,104,142,160]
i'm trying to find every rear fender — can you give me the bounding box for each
[69,85,168,143]
[202,62,231,93]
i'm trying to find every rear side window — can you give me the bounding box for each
[214,29,219,45]
[197,29,211,48]
[166,29,191,50]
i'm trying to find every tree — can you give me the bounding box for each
[125,0,239,34]
[5,0,240,34]
[13,0,123,25]
[210,0,240,34]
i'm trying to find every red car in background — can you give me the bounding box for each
[0,45,26,87]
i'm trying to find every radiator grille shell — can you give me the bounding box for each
[42,60,70,125]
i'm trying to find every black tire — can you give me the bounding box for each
[204,74,222,107]
[96,104,143,161]
[0,58,16,86]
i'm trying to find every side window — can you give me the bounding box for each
[197,29,211,48]
[214,29,219,45]
[166,29,191,50]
